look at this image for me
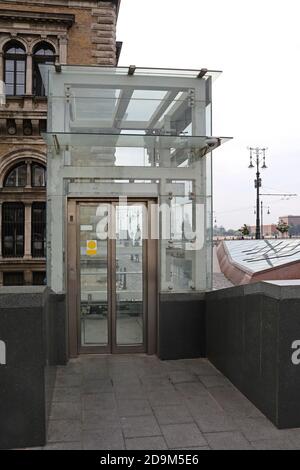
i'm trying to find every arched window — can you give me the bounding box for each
[4,163,27,187]
[33,42,55,96]
[4,41,26,96]
[32,163,46,187]
[3,161,46,188]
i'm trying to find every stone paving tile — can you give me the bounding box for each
[185,395,223,419]
[175,382,208,398]
[121,415,161,438]
[52,387,81,403]
[195,411,237,433]
[44,441,83,450]
[82,428,125,450]
[109,371,140,381]
[45,355,300,450]
[251,438,296,450]
[200,375,232,388]
[137,367,169,378]
[184,360,221,376]
[47,419,82,443]
[125,437,168,450]
[204,431,254,450]
[168,371,199,384]
[161,423,207,449]
[174,446,210,451]
[153,405,194,425]
[160,360,189,372]
[82,392,117,410]
[287,428,300,448]
[213,273,233,290]
[111,376,141,387]
[56,367,82,378]
[148,389,183,407]
[82,379,113,394]
[82,408,120,430]
[114,385,145,400]
[140,376,172,390]
[55,374,82,388]
[83,370,110,381]
[209,386,264,418]
[82,363,109,379]
[49,402,82,421]
[233,417,287,442]
[117,399,153,417]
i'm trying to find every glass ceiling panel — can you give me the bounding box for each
[124,90,169,122]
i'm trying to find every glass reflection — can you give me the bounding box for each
[116,204,144,345]
[80,205,108,346]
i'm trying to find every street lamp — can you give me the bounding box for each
[248,147,268,239]
[260,201,270,239]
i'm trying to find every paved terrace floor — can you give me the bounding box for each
[40,356,300,450]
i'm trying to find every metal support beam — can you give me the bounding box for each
[112,88,135,128]
[147,90,180,129]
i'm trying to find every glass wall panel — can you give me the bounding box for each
[160,193,207,291]
[115,203,145,345]
[79,204,109,346]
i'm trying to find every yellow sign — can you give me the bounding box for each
[86,240,97,256]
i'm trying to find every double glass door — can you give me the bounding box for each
[79,201,147,353]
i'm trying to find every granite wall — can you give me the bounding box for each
[206,282,300,429]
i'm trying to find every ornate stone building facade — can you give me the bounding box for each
[0,0,121,286]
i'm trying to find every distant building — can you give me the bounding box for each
[250,224,277,237]
[279,215,300,226]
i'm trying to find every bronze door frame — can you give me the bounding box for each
[66,198,157,357]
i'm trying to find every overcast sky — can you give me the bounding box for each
[117,0,300,229]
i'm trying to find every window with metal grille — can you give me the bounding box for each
[32,271,46,285]
[2,203,24,257]
[32,202,46,258]
[4,41,26,96]
[3,271,24,286]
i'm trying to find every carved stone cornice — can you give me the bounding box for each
[0,10,75,28]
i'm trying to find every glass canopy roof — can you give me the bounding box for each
[43,132,231,168]
[40,64,222,82]
[43,132,231,152]
[40,64,223,136]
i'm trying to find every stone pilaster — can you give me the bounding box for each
[59,35,68,65]
[26,54,33,95]
[91,2,117,66]
[24,202,32,260]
